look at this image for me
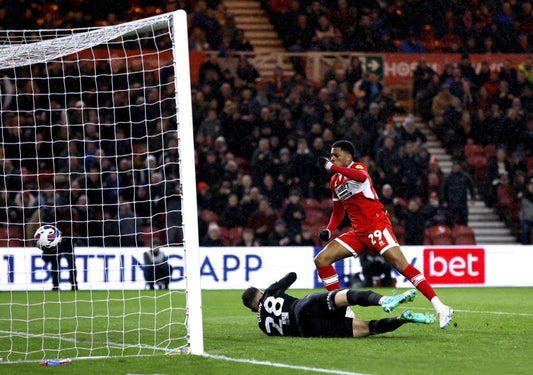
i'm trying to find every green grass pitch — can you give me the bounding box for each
[0,287,532,375]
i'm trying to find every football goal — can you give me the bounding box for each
[0,10,203,360]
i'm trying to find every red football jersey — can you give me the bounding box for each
[330,161,386,233]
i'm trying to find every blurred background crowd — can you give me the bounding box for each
[0,0,532,248]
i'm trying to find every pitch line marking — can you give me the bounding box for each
[204,353,370,375]
[405,307,533,317]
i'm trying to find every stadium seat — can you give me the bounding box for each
[423,228,432,245]
[497,184,516,207]
[484,144,496,158]
[392,224,405,245]
[427,224,453,245]
[452,225,476,245]
[527,157,533,176]
[0,227,24,247]
[200,210,219,225]
[218,226,230,246]
[228,226,244,246]
[467,156,488,184]
[319,199,332,212]
[303,210,328,226]
[464,144,485,160]
[300,198,321,211]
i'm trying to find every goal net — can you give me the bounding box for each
[0,10,203,360]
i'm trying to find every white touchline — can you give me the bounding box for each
[204,353,370,375]
[404,307,533,317]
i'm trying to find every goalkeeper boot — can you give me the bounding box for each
[380,289,417,313]
[437,305,454,329]
[400,310,436,324]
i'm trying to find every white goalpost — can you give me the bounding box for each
[0,10,203,360]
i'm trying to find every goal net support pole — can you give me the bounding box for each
[172,10,203,356]
[0,9,203,359]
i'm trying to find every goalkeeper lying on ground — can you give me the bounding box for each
[242,272,435,338]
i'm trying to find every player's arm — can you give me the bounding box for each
[319,199,345,241]
[265,272,297,293]
[318,157,368,182]
[330,164,368,181]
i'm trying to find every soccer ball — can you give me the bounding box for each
[34,225,62,250]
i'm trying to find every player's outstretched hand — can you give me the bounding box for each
[318,156,333,171]
[318,229,331,242]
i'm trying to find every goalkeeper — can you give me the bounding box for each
[242,272,435,338]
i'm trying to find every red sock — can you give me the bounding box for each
[402,264,436,301]
[317,265,341,291]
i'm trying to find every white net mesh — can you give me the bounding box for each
[0,11,200,360]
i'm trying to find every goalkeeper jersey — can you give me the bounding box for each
[257,272,300,337]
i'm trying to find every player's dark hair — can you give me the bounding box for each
[242,287,261,310]
[332,140,355,157]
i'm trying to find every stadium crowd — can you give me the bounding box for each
[0,0,532,248]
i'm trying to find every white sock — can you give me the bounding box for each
[431,296,445,312]
[379,296,387,305]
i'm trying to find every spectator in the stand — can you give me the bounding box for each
[198,150,224,188]
[192,1,223,50]
[457,53,477,84]
[493,81,514,113]
[201,222,226,246]
[199,54,223,83]
[485,147,512,208]
[330,0,357,36]
[398,115,427,147]
[221,192,247,229]
[509,151,529,184]
[379,184,403,225]
[441,97,464,151]
[444,67,474,107]
[441,161,476,227]
[230,28,254,52]
[360,102,385,145]
[267,219,294,246]
[246,197,278,243]
[496,2,516,34]
[499,59,518,87]
[236,55,260,84]
[269,0,293,34]
[421,192,445,228]
[236,227,261,247]
[294,226,317,246]
[345,56,363,91]
[375,30,398,53]
[343,14,374,52]
[198,108,222,143]
[398,141,425,200]
[240,185,262,217]
[375,135,401,189]
[359,73,383,109]
[289,137,315,195]
[474,61,492,89]
[260,173,285,210]
[251,137,274,187]
[282,190,307,237]
[399,32,426,53]
[518,56,533,83]
[106,198,144,247]
[375,85,406,118]
[519,178,533,244]
[501,107,527,152]
[313,15,338,51]
[286,12,315,54]
[403,199,426,245]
